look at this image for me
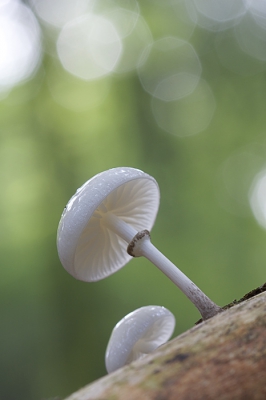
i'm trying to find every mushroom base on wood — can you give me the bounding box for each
[64,290,266,400]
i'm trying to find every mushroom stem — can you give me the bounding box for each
[136,340,156,354]
[132,231,221,320]
[102,212,138,243]
[102,213,221,320]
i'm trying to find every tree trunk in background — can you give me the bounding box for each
[65,291,266,400]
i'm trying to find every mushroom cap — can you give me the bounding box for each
[57,167,160,281]
[105,305,175,373]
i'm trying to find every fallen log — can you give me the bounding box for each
[65,289,266,400]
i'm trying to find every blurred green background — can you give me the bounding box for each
[1,0,266,399]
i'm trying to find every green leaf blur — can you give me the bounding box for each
[1,1,266,399]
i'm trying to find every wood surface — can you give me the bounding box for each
[65,289,266,400]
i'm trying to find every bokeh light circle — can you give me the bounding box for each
[249,168,266,230]
[215,28,266,76]
[247,0,266,30]
[215,147,265,217]
[29,0,90,28]
[152,78,216,137]
[107,11,153,74]
[57,13,122,81]
[192,0,248,31]
[0,0,42,93]
[235,13,266,62]
[138,37,202,101]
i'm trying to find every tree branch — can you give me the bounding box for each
[65,290,266,399]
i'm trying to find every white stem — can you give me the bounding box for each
[102,212,138,243]
[136,233,221,320]
[102,212,221,320]
[134,339,156,354]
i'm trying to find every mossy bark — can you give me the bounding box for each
[65,291,266,400]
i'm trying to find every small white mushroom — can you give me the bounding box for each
[105,305,175,373]
[57,167,221,320]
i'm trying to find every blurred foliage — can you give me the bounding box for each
[1,1,266,399]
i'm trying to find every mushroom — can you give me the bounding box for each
[105,305,175,373]
[57,167,221,320]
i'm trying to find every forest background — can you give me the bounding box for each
[1,1,266,399]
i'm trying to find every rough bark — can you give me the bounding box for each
[65,290,266,400]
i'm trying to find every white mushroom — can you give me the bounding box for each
[105,305,175,373]
[57,167,221,320]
